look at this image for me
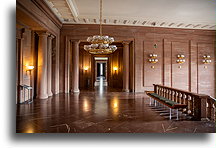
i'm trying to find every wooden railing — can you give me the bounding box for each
[205,96,216,121]
[153,84,215,121]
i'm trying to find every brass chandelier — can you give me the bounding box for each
[84,0,117,54]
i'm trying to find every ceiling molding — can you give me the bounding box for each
[44,0,216,30]
[62,17,216,30]
[65,0,79,18]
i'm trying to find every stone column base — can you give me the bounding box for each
[48,92,53,96]
[37,94,48,99]
[122,89,130,92]
[72,89,80,93]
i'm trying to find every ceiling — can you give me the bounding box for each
[44,0,216,30]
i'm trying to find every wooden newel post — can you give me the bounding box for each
[153,84,156,93]
[194,96,202,120]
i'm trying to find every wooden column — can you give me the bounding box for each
[37,32,49,99]
[71,40,80,93]
[122,41,130,92]
[47,35,55,96]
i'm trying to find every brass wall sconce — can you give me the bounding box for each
[148,54,158,63]
[202,55,211,64]
[84,66,89,71]
[26,65,34,75]
[113,66,118,71]
[176,54,185,68]
[203,55,211,69]
[148,54,158,68]
[113,66,118,75]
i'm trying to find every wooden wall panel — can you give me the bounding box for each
[189,40,198,93]
[171,41,189,90]
[60,24,216,97]
[163,39,172,87]
[79,48,92,89]
[143,40,163,87]
[197,43,215,97]
[108,48,123,89]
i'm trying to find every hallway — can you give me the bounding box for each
[15,0,216,134]
[16,89,215,133]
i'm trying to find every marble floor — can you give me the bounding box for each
[16,86,215,133]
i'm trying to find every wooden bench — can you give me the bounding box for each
[146,91,187,120]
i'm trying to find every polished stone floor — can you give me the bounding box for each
[16,85,215,133]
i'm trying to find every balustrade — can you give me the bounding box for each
[153,84,215,121]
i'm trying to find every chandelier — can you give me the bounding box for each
[84,0,117,54]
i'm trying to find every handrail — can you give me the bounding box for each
[153,84,215,121]
[154,84,208,97]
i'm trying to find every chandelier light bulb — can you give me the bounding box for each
[83,0,117,54]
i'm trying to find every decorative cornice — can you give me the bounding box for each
[31,0,62,29]
[36,31,49,37]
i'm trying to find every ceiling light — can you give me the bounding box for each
[84,0,117,54]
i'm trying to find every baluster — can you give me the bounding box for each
[206,98,213,120]
[179,92,183,104]
[172,91,175,101]
[178,93,181,104]
[165,89,167,98]
[167,90,170,100]
[161,87,163,96]
[183,94,189,113]
[213,101,216,121]
[211,101,215,121]
[163,88,165,97]
[180,93,184,104]
[187,95,192,115]
[169,90,172,100]
[176,92,179,103]
[173,91,176,102]
[182,93,185,104]
[161,88,164,97]
[167,89,169,99]
[156,85,159,94]
[160,87,162,96]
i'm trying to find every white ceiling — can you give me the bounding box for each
[45,0,216,30]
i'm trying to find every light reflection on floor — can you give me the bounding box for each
[99,76,103,95]
[16,84,215,133]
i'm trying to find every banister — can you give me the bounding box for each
[153,84,215,121]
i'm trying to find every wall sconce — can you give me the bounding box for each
[202,55,211,64]
[148,54,158,68]
[148,54,158,63]
[176,54,185,68]
[26,65,34,75]
[84,66,89,71]
[113,66,118,71]
[203,55,211,69]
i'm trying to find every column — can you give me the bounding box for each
[37,32,49,99]
[47,35,55,96]
[65,39,70,93]
[71,40,80,93]
[122,41,130,92]
[54,37,59,94]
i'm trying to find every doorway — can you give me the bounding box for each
[94,58,108,86]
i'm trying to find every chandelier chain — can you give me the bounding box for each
[100,0,102,36]
[84,0,117,54]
